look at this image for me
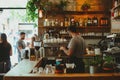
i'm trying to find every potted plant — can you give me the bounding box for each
[26,0,52,21]
[81,1,91,11]
[89,55,103,73]
[102,56,115,72]
[56,0,69,11]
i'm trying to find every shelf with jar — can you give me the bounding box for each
[112,0,120,19]
[39,15,110,31]
[60,35,106,39]
[112,7,120,19]
[38,12,111,40]
[47,11,111,15]
[60,32,109,39]
[112,0,120,10]
[38,26,110,32]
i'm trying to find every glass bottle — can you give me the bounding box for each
[43,19,49,27]
[114,0,118,7]
[64,17,68,27]
[92,16,98,26]
[70,17,75,26]
[79,18,83,27]
[87,17,92,26]
[55,19,58,26]
[51,19,55,27]
[75,20,79,27]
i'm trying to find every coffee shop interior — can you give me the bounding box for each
[0,0,120,80]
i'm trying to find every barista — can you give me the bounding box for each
[60,25,86,73]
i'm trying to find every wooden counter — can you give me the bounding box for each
[4,59,120,80]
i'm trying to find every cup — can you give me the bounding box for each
[32,67,38,73]
[44,64,54,74]
[94,48,101,55]
[38,67,43,74]
[89,66,95,74]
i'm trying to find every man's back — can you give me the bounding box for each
[68,35,86,58]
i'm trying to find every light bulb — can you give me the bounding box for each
[39,10,43,18]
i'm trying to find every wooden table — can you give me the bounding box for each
[4,59,120,80]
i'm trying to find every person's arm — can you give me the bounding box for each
[10,48,12,56]
[60,38,76,56]
[9,44,12,56]
[17,41,23,51]
[60,46,73,56]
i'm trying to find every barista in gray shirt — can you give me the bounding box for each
[16,32,26,62]
[60,26,86,73]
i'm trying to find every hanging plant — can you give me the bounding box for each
[81,1,91,11]
[26,0,52,22]
[56,0,69,11]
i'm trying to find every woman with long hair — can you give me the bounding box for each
[0,33,12,73]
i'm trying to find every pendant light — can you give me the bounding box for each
[39,6,43,18]
[39,9,43,18]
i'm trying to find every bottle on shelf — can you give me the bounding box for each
[43,31,49,40]
[92,16,98,26]
[75,19,79,27]
[51,19,55,27]
[115,9,119,18]
[68,17,71,26]
[100,17,109,26]
[79,18,83,27]
[114,0,118,7]
[64,17,68,27]
[70,17,75,26]
[118,8,120,16]
[60,20,64,27]
[105,17,109,26]
[87,17,92,26]
[43,18,50,27]
[83,18,87,27]
[55,19,59,26]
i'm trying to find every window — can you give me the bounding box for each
[0,0,28,8]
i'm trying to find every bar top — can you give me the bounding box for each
[4,59,120,80]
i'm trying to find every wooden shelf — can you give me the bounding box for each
[61,35,106,39]
[48,11,111,15]
[38,10,111,38]
[38,26,67,29]
[39,26,110,29]
[82,36,106,39]
[114,16,120,19]
[38,26,111,32]
[112,3,120,10]
[63,11,111,15]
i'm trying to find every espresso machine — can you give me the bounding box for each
[100,33,120,72]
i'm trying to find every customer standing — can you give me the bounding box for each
[16,32,26,62]
[0,33,12,73]
[60,25,86,73]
